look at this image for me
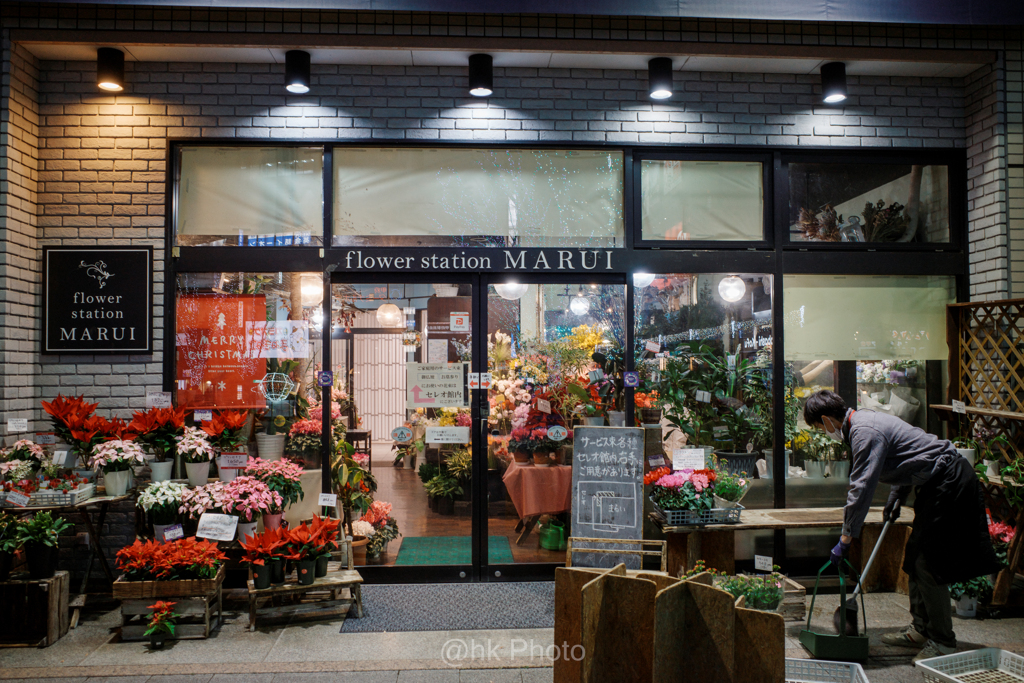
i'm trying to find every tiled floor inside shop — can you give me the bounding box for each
[1,591,1022,682]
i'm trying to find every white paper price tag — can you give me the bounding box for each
[673,448,707,471]
[695,390,711,403]
[219,452,249,469]
[6,491,30,507]
[951,400,967,415]
[537,398,552,414]
[146,391,173,409]
[52,450,68,466]
[754,555,773,572]
[480,373,493,390]
[318,493,338,507]
[648,455,666,469]
[468,372,480,389]
[194,409,213,422]
[35,432,56,445]
[195,513,238,542]
[163,524,184,541]
[7,418,27,432]
[645,341,661,353]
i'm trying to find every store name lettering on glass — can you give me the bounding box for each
[342,249,616,272]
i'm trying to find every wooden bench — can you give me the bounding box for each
[652,506,914,592]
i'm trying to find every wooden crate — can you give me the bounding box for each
[112,565,225,599]
[0,571,70,647]
[119,588,222,641]
[779,575,806,622]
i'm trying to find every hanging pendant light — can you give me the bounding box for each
[648,57,673,100]
[97,47,125,92]
[285,50,311,94]
[718,275,746,303]
[494,282,528,300]
[300,274,323,307]
[468,54,493,97]
[821,62,847,104]
[633,272,656,288]
[570,288,591,316]
[376,303,403,327]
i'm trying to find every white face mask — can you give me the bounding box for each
[823,417,844,443]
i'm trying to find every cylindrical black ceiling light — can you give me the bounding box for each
[821,61,848,104]
[468,54,493,97]
[96,47,124,92]
[285,50,311,94]
[648,57,673,100]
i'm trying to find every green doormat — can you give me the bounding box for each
[394,535,514,565]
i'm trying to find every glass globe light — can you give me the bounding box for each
[570,295,590,316]
[300,274,323,307]
[718,276,746,303]
[494,282,528,300]
[376,303,403,327]
[633,272,656,288]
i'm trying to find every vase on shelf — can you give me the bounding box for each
[103,469,131,496]
[255,433,286,461]
[185,461,211,487]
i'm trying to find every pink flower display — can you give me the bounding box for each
[221,475,283,522]
[179,481,230,519]
[654,473,690,489]
[360,500,393,526]
[90,439,147,472]
[456,412,472,428]
[690,473,710,492]
[1,439,48,463]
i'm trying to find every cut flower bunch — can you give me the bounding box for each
[116,537,227,581]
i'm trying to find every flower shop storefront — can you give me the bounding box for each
[158,142,968,583]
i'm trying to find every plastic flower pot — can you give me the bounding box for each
[185,461,211,487]
[25,542,58,580]
[255,433,286,461]
[263,513,283,531]
[149,634,166,649]
[149,460,173,483]
[584,416,605,426]
[315,555,329,577]
[985,460,1001,478]
[297,558,316,586]
[236,520,258,543]
[957,448,976,466]
[252,563,272,590]
[607,410,626,427]
[804,460,827,478]
[103,469,130,496]
[955,596,978,618]
[830,461,851,480]
[640,408,663,425]
[269,557,285,585]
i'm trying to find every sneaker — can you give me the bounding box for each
[881,625,928,647]
[913,639,956,663]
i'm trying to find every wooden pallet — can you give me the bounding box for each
[119,587,222,641]
[247,561,363,631]
[0,571,70,647]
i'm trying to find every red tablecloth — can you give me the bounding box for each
[502,459,573,519]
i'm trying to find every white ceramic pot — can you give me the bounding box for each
[256,433,286,461]
[762,449,792,479]
[185,460,211,487]
[103,469,130,497]
[149,460,174,483]
[957,448,977,466]
[236,520,259,543]
[804,461,827,478]
[830,461,851,481]
[984,459,1001,478]
[607,411,626,427]
[954,596,978,618]
[404,453,415,469]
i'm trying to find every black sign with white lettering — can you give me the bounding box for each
[43,247,152,354]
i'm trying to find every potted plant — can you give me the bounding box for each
[255,409,288,462]
[658,356,716,455]
[360,500,400,560]
[309,515,341,577]
[425,474,462,515]
[178,481,228,529]
[949,575,993,618]
[144,601,179,648]
[41,394,108,469]
[0,440,48,474]
[201,410,251,483]
[445,447,473,499]
[178,427,216,487]
[0,512,23,581]
[331,446,378,539]
[220,476,282,542]
[508,427,537,463]
[90,439,147,496]
[711,460,749,509]
[240,528,287,589]
[243,457,305,530]
[976,426,1011,480]
[17,511,72,579]
[648,468,716,524]
[792,429,830,478]
[635,390,662,426]
[284,523,320,586]
[115,537,226,583]
[127,407,187,482]
[137,481,190,542]
[2,459,38,500]
[717,567,785,612]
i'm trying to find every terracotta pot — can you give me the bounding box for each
[351,535,369,563]
[263,513,283,531]
[513,450,531,464]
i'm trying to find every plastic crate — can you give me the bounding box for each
[915,648,1024,683]
[786,658,870,683]
[0,482,95,508]
[653,502,743,526]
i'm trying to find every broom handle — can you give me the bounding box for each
[849,519,892,600]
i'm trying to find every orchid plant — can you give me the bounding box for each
[90,439,147,473]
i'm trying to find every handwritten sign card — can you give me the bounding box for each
[195,513,238,542]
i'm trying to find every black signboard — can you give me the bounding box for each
[43,246,152,354]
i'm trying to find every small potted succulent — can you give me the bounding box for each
[144,600,179,648]
[90,439,147,497]
[17,511,72,579]
[178,427,216,487]
[137,481,190,542]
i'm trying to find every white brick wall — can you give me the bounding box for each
[1007,47,1024,296]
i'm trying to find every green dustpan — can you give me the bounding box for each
[799,559,869,661]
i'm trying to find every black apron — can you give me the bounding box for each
[904,455,1001,584]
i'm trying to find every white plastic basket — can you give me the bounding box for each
[915,648,1024,683]
[0,482,95,508]
[786,658,870,683]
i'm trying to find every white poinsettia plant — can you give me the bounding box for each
[137,480,190,525]
[177,426,216,463]
[90,439,147,473]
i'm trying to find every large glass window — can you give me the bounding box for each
[175,147,324,246]
[788,163,950,243]
[332,148,623,248]
[640,160,765,241]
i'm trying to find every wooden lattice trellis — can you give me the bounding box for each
[944,298,1024,606]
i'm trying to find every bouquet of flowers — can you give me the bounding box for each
[649,468,717,513]
[177,427,215,464]
[360,500,400,557]
[220,475,282,522]
[116,537,227,581]
[90,439,147,473]
[244,457,305,513]
[127,406,187,461]
[137,481,190,525]
[200,410,250,451]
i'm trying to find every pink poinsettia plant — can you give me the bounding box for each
[1,440,48,468]
[91,439,147,473]
[179,481,230,519]
[177,427,215,464]
[220,475,282,522]
[243,457,304,513]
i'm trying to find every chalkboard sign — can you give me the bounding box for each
[570,426,645,569]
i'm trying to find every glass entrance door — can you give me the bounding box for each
[328,278,478,580]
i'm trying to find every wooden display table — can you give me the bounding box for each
[247,561,364,630]
[115,566,225,641]
[0,570,70,647]
[652,506,914,591]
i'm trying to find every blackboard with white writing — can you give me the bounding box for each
[43,247,152,353]
[570,426,645,569]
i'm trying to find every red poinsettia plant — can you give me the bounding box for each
[127,407,188,462]
[115,537,227,581]
[283,515,340,561]
[239,527,287,566]
[201,410,250,450]
[41,394,132,462]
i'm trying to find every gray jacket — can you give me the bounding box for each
[842,409,958,538]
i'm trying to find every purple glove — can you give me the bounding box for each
[830,539,850,568]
